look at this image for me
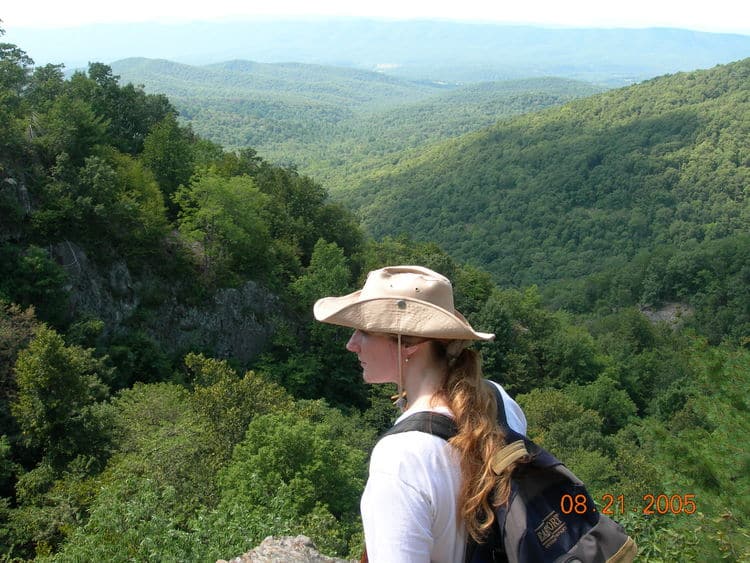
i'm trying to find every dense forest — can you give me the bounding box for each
[112,58,602,190]
[349,59,750,292]
[1,27,749,563]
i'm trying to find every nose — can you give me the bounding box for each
[346,330,362,353]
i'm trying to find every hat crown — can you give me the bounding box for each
[361,266,455,312]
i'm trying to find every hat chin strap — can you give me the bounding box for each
[393,333,408,412]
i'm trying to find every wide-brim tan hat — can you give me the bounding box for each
[314,265,494,341]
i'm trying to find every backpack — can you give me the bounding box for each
[381,381,637,563]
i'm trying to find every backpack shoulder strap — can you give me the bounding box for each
[382,380,512,442]
[381,411,458,441]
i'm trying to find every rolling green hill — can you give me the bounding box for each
[112,57,445,105]
[259,78,604,189]
[110,58,603,189]
[347,59,750,288]
[109,57,450,149]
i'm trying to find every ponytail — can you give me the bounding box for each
[434,344,519,542]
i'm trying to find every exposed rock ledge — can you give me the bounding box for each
[217,535,357,563]
[640,302,693,329]
[48,240,281,366]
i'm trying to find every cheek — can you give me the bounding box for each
[378,349,401,383]
[359,339,400,383]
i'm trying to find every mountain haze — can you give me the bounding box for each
[111,57,443,105]
[10,19,750,86]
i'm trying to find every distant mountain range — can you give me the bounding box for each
[9,18,750,86]
[110,57,603,188]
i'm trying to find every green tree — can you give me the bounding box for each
[31,150,168,258]
[173,171,272,283]
[453,264,495,319]
[103,150,170,254]
[8,455,105,559]
[0,246,68,326]
[105,329,172,389]
[141,113,195,214]
[11,326,110,468]
[474,286,553,394]
[25,64,65,111]
[0,39,33,97]
[186,352,293,460]
[517,387,608,456]
[46,472,198,562]
[290,238,352,308]
[0,28,30,162]
[202,402,372,558]
[32,95,106,167]
[254,164,362,267]
[0,302,38,450]
[260,240,367,408]
[69,62,174,155]
[105,382,219,514]
[566,374,638,434]
[542,322,602,387]
[517,387,617,491]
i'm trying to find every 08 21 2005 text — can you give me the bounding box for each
[560,493,698,516]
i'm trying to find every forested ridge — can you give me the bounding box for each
[350,59,750,291]
[112,57,602,191]
[1,28,749,563]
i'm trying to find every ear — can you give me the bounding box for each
[403,340,429,361]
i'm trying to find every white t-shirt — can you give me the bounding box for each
[361,381,527,563]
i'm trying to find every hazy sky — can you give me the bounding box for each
[2,0,750,34]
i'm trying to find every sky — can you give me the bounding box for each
[2,0,750,35]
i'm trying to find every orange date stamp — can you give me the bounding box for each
[560,493,698,515]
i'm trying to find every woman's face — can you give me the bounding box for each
[346,330,399,384]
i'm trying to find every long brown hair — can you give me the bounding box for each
[431,343,519,543]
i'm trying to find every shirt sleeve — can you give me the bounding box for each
[361,469,434,563]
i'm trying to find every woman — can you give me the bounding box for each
[314,265,527,563]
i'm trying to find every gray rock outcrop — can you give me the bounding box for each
[153,278,280,365]
[50,240,139,327]
[217,536,357,563]
[640,302,693,329]
[48,239,282,366]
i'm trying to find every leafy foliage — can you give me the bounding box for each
[11,326,111,469]
[350,59,750,292]
[173,172,272,284]
[202,402,372,559]
[141,112,195,215]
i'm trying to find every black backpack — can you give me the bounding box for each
[381,381,637,563]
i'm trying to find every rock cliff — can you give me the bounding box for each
[49,240,282,365]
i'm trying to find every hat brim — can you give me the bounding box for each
[314,291,494,341]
